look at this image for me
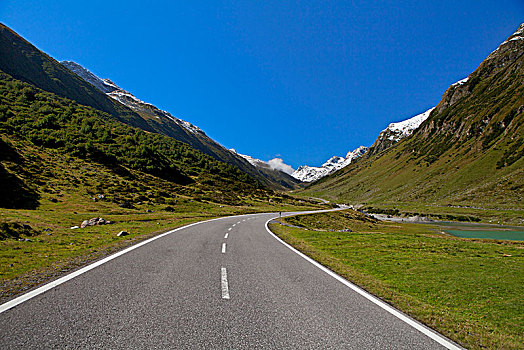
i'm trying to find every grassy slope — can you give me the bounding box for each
[301,29,524,217]
[270,210,523,349]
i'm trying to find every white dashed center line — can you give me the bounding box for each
[224,232,229,239]
[222,243,226,253]
[228,227,232,231]
[221,267,230,299]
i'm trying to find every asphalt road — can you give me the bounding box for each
[0,212,461,349]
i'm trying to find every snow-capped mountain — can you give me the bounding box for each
[231,150,269,168]
[292,146,368,182]
[61,61,116,93]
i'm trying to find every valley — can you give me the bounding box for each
[0,15,522,350]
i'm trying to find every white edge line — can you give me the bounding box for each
[0,213,262,314]
[264,218,463,350]
[221,267,230,299]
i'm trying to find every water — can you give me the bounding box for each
[429,222,524,241]
[372,214,524,241]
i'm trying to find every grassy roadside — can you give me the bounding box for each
[269,210,523,349]
[1,192,322,304]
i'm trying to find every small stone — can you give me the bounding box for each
[146,209,153,213]
[119,201,135,209]
[70,226,80,229]
[117,231,129,237]
[24,238,31,242]
[43,228,51,232]
[9,264,13,267]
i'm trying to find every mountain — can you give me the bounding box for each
[367,107,435,156]
[0,23,299,190]
[292,146,368,182]
[59,61,301,190]
[302,23,524,209]
[0,71,277,208]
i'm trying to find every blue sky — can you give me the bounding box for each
[2,1,523,168]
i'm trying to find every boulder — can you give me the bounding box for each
[117,231,129,237]
[80,217,113,228]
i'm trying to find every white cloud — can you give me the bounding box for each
[267,158,294,175]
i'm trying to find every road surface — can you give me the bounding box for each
[0,212,461,349]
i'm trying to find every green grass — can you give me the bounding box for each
[270,210,523,349]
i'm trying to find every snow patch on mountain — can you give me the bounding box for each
[489,23,524,56]
[61,61,116,93]
[451,77,469,87]
[383,107,435,142]
[292,146,368,183]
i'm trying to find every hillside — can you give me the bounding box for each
[0,72,284,207]
[302,23,524,211]
[0,23,300,190]
[0,24,152,131]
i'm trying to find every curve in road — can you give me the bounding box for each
[0,212,462,349]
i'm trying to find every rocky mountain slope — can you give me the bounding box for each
[292,146,368,182]
[302,23,524,209]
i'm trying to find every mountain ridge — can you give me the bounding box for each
[292,146,368,182]
[0,23,300,190]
